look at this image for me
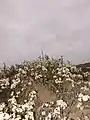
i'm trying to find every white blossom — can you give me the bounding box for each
[0,103,5,111]
[42,66,47,71]
[56,100,67,109]
[81,86,89,91]
[77,102,84,110]
[78,93,90,102]
[42,111,46,116]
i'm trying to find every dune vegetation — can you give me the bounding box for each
[0,54,90,120]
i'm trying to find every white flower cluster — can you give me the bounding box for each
[83,72,89,77]
[0,102,10,120]
[0,103,5,111]
[28,59,90,93]
[0,78,9,89]
[0,112,10,120]
[37,99,67,120]
[35,74,42,80]
[52,66,78,89]
[80,86,89,91]
[11,78,20,89]
[19,68,27,75]
[55,77,62,84]
[77,93,90,110]
[78,93,90,102]
[42,66,47,71]
[56,100,67,109]
[0,90,37,120]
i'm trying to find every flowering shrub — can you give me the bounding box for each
[0,56,90,119]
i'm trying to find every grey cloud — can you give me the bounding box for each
[0,0,90,66]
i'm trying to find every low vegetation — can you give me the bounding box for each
[0,54,90,120]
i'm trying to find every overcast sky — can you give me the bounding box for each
[0,0,90,66]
